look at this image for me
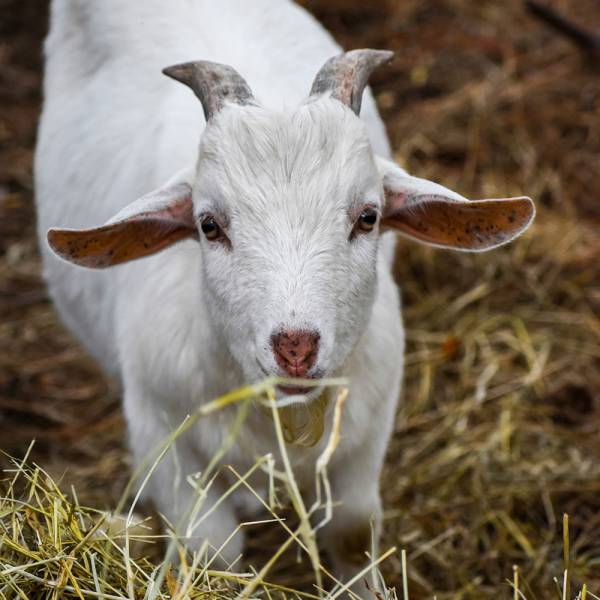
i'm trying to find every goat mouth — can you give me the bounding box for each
[276,384,313,396]
[255,359,323,397]
[276,372,324,397]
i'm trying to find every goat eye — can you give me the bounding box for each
[355,208,378,235]
[200,216,223,241]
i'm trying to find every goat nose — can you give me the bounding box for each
[271,329,320,377]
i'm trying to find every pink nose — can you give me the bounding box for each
[271,329,320,378]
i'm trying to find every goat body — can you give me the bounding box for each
[36,0,534,585]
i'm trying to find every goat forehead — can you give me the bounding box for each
[234,198,348,249]
[231,211,354,288]
[198,101,377,207]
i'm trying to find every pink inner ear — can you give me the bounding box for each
[134,192,195,225]
[48,190,198,268]
[384,188,460,211]
[384,189,409,210]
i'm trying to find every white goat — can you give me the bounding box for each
[36,0,534,587]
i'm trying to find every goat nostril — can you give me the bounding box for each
[270,329,320,376]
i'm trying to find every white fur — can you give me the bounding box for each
[35,0,532,586]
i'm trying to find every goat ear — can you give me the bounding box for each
[47,172,197,268]
[378,158,535,251]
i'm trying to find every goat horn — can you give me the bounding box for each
[309,49,394,115]
[162,60,257,121]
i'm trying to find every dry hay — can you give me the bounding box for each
[1,0,599,598]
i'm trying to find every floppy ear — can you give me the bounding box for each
[47,170,198,268]
[378,158,535,251]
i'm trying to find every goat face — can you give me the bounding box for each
[194,99,383,396]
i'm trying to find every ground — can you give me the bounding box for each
[1,1,599,598]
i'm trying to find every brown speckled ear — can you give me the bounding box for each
[47,182,197,268]
[383,193,535,251]
[378,159,535,251]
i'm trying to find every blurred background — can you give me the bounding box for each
[0,0,599,598]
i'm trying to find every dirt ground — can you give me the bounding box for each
[1,1,599,598]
